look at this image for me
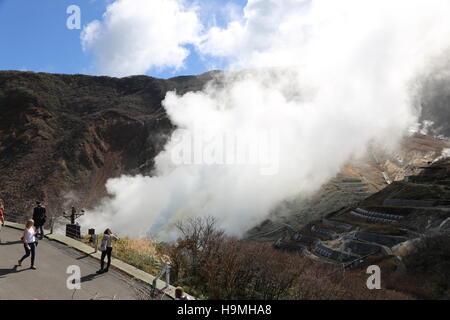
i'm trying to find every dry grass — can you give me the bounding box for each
[83,235,170,275]
[115,237,170,262]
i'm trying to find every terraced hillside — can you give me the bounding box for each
[246,134,449,241]
[274,158,450,292]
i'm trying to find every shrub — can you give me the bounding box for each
[402,235,450,299]
[168,216,413,300]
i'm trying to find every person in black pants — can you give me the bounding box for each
[18,219,38,269]
[32,201,46,240]
[97,228,119,274]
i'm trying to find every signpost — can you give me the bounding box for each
[62,206,85,239]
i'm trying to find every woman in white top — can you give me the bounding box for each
[97,228,119,274]
[18,219,38,269]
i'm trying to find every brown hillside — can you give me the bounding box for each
[0,70,215,220]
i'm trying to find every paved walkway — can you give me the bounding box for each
[0,226,148,300]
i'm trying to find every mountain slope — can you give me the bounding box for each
[0,70,215,219]
[1,70,450,234]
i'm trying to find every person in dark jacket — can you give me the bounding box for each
[32,201,46,240]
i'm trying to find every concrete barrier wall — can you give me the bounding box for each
[322,219,353,231]
[355,231,408,247]
[311,225,338,239]
[344,241,381,256]
[293,233,320,245]
[274,239,306,253]
[355,208,404,220]
[313,244,359,263]
[350,210,397,224]
[383,199,436,207]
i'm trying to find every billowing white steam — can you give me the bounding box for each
[80,0,450,239]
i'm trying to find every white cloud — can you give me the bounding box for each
[198,0,311,68]
[199,0,450,70]
[81,0,450,239]
[81,0,202,77]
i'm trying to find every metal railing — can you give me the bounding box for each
[151,263,171,297]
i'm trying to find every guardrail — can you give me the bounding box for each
[151,263,171,297]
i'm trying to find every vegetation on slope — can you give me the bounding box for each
[83,234,169,276]
[85,217,416,300]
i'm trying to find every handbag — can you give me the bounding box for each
[100,238,107,251]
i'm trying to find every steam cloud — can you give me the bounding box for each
[80,0,450,239]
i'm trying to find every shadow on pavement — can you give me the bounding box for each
[76,252,96,260]
[80,272,104,283]
[0,265,27,278]
[0,240,23,246]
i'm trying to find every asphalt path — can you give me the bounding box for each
[0,226,149,300]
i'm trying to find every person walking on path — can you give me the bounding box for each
[32,201,46,240]
[97,228,119,274]
[18,219,38,269]
[0,207,4,227]
[0,199,5,226]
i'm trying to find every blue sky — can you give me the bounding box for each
[0,0,246,78]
